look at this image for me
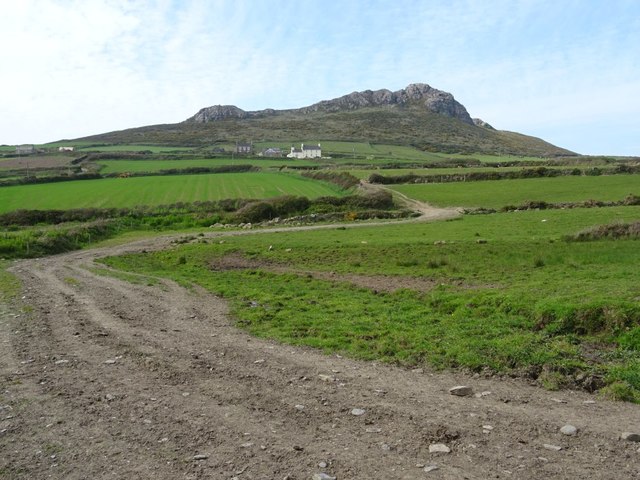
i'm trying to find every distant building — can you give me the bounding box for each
[58,146,75,152]
[260,147,283,157]
[287,143,321,159]
[236,142,252,154]
[15,145,35,155]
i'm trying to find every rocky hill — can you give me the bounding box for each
[78,83,575,156]
[188,84,474,125]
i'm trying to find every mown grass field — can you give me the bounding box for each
[344,165,613,180]
[96,158,317,173]
[102,206,640,400]
[0,172,346,213]
[391,174,640,208]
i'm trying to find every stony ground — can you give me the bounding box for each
[1,218,640,479]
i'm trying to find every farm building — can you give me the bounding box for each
[287,143,321,159]
[236,142,252,154]
[259,147,283,157]
[58,146,75,152]
[15,145,35,155]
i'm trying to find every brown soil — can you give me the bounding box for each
[2,216,639,479]
[0,155,76,171]
[209,253,478,294]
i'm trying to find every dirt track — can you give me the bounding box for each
[2,215,640,479]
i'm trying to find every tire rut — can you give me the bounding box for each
[2,237,639,479]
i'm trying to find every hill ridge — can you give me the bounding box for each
[76,82,576,156]
[186,83,474,125]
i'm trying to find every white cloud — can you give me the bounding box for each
[1,0,638,154]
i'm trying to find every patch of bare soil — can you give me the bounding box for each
[0,155,75,170]
[1,227,639,479]
[209,253,475,293]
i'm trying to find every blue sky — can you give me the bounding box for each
[2,0,639,155]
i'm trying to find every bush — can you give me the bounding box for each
[234,202,276,223]
[302,171,359,189]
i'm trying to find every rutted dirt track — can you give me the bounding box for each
[2,219,640,479]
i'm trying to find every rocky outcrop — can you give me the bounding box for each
[473,118,495,130]
[186,83,474,125]
[189,105,248,123]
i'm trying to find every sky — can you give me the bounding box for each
[1,0,639,155]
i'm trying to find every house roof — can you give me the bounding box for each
[302,144,321,150]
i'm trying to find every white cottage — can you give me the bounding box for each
[287,143,321,159]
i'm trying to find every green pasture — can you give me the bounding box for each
[97,158,317,174]
[102,206,640,400]
[77,144,194,153]
[0,172,346,213]
[391,174,640,208]
[446,154,552,164]
[344,165,611,180]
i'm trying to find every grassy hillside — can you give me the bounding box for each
[77,105,574,157]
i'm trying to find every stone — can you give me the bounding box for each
[294,404,305,411]
[312,474,336,480]
[318,461,328,468]
[449,385,473,396]
[424,465,439,473]
[104,359,116,364]
[318,374,335,382]
[620,432,640,442]
[560,425,578,436]
[350,408,366,416]
[193,454,209,460]
[429,443,451,453]
[543,444,562,451]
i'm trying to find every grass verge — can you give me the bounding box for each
[99,207,640,401]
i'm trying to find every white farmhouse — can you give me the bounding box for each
[287,143,321,159]
[58,146,75,152]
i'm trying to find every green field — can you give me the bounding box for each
[445,154,554,164]
[344,165,612,180]
[97,158,317,173]
[0,172,346,213]
[78,144,195,153]
[391,174,640,208]
[102,206,640,400]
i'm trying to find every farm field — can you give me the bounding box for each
[102,206,640,399]
[76,144,195,153]
[0,172,345,213]
[0,155,75,171]
[390,174,640,208]
[96,158,317,173]
[344,165,614,180]
[2,148,639,479]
